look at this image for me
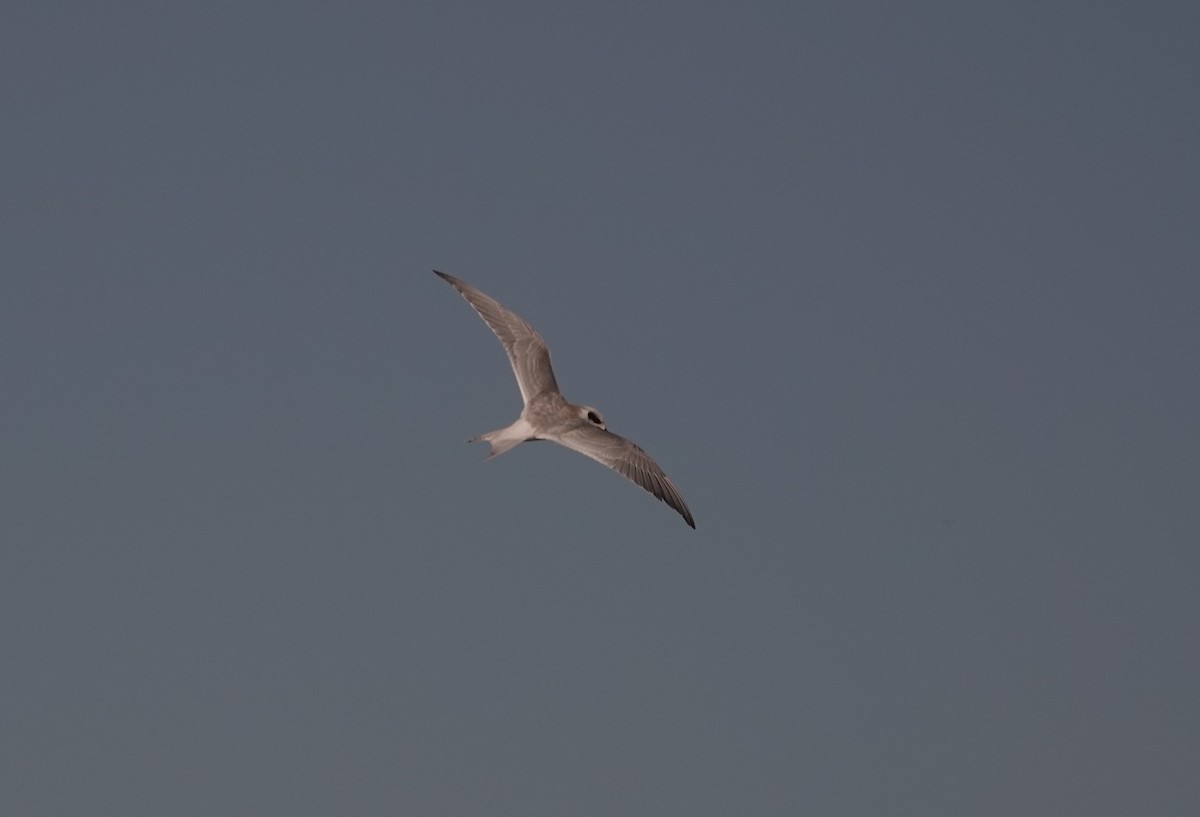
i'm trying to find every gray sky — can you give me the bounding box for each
[3,2,1198,814]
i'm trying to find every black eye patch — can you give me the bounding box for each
[587,411,603,425]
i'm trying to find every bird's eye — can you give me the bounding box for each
[587,410,603,425]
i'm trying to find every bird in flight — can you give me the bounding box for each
[435,270,695,528]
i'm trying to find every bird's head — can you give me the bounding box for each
[577,405,606,430]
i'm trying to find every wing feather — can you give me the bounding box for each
[435,271,559,404]
[553,424,696,529]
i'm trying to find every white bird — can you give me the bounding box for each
[435,270,695,529]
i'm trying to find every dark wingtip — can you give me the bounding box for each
[434,270,462,290]
[672,502,697,529]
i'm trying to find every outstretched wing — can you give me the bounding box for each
[435,271,560,404]
[551,423,696,529]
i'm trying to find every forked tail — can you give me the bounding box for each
[470,427,526,460]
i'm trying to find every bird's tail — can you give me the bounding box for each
[469,426,526,460]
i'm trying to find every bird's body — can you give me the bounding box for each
[435,270,695,528]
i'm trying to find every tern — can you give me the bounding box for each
[435,270,695,528]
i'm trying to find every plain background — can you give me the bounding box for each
[3,2,1198,814]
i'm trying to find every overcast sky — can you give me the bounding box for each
[3,2,1198,815]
